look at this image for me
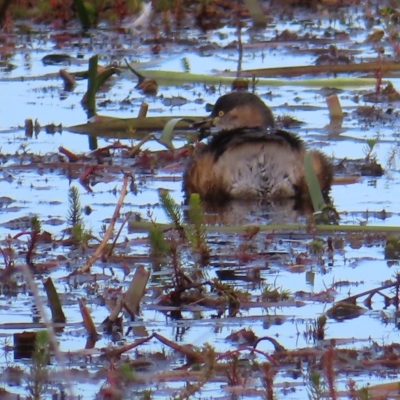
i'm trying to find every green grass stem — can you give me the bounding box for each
[86,55,98,117]
[129,220,400,234]
[128,68,378,88]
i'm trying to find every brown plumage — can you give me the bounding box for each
[184,92,332,202]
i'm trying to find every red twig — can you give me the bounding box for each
[59,146,80,162]
[79,165,98,183]
[324,347,337,400]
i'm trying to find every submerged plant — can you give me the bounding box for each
[71,223,92,248]
[0,236,16,280]
[310,315,327,341]
[26,330,50,399]
[185,194,210,264]
[363,138,378,163]
[225,353,242,386]
[213,279,240,315]
[307,371,325,400]
[158,191,210,265]
[308,238,325,256]
[148,225,170,260]
[67,186,83,227]
[262,284,290,302]
[385,236,400,259]
[172,344,216,400]
[66,186,92,247]
[138,389,153,400]
[261,362,276,400]
[347,378,372,400]
[159,189,183,232]
[26,216,42,269]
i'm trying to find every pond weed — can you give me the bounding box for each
[26,330,50,400]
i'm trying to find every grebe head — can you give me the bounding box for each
[194,92,275,131]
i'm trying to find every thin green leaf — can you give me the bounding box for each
[128,69,378,88]
[124,58,146,83]
[159,117,195,150]
[43,278,66,323]
[304,152,327,212]
[86,55,98,116]
[129,220,400,233]
[366,138,378,150]
[94,68,119,93]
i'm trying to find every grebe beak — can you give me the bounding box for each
[190,115,219,129]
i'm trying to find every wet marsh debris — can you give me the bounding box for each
[155,190,210,264]
[99,264,150,334]
[125,59,158,96]
[2,218,400,399]
[82,54,120,116]
[314,45,353,66]
[276,114,304,129]
[354,105,396,122]
[326,301,366,320]
[5,2,400,399]
[325,93,343,121]
[304,315,328,342]
[41,53,74,66]
[12,322,400,398]
[363,81,400,103]
[333,153,384,178]
[326,278,400,318]
[67,115,194,136]
[262,284,291,302]
[8,216,44,272]
[78,173,131,273]
[0,225,16,248]
[13,331,37,359]
[231,77,250,92]
[78,297,99,338]
[43,277,66,323]
[59,68,76,91]
[385,236,400,259]
[149,197,241,315]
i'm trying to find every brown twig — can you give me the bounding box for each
[137,102,148,118]
[153,332,203,362]
[107,211,132,258]
[324,347,337,400]
[253,336,286,353]
[103,334,155,359]
[340,280,397,304]
[239,60,400,78]
[59,68,76,90]
[90,141,131,157]
[59,146,80,162]
[79,165,99,183]
[79,174,130,273]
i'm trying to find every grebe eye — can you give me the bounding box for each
[218,111,224,117]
